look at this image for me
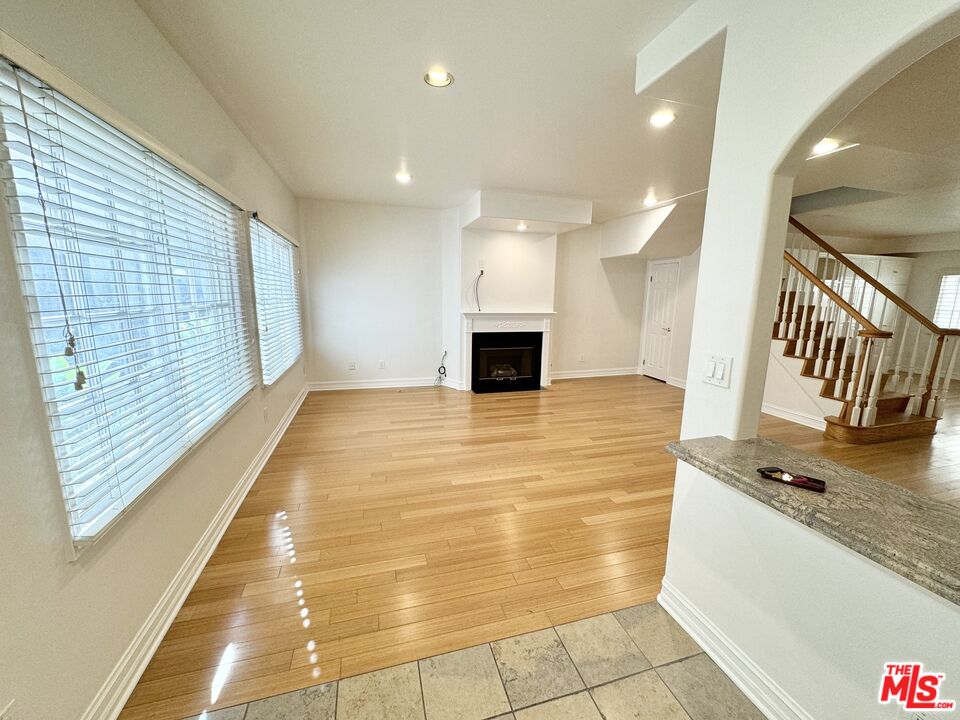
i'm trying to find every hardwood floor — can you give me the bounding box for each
[119,376,959,719]
[761,389,960,506]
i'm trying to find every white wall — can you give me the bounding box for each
[663,462,960,720]
[299,199,443,385]
[0,3,303,719]
[666,247,702,384]
[551,226,645,376]
[460,229,557,313]
[905,249,960,321]
[439,208,463,388]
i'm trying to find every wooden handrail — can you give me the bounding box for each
[788,216,960,337]
[782,252,892,338]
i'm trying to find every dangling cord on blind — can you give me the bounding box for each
[12,67,86,390]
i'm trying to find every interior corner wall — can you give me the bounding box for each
[439,208,463,388]
[551,226,644,375]
[0,3,303,719]
[299,198,443,385]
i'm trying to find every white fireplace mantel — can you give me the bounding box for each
[460,311,554,391]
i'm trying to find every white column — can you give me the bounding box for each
[680,170,793,440]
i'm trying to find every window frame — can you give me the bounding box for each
[934,269,960,330]
[0,39,266,554]
[248,214,304,386]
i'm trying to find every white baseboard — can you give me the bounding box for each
[761,402,826,431]
[306,376,436,391]
[440,377,465,391]
[667,376,687,389]
[658,579,814,720]
[550,367,639,380]
[81,385,309,720]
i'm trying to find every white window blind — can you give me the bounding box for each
[934,274,960,328]
[250,215,303,384]
[0,61,256,544]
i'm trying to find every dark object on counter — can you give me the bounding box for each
[756,466,826,493]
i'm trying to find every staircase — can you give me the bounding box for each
[774,217,960,443]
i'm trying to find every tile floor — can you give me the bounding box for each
[188,601,763,720]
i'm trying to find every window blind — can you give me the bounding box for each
[934,274,960,328]
[0,61,257,544]
[250,216,303,384]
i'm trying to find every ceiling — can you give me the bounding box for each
[793,36,960,240]
[136,0,711,223]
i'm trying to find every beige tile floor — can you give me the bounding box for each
[188,600,762,720]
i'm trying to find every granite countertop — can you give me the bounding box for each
[666,436,960,607]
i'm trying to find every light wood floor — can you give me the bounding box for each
[120,376,958,719]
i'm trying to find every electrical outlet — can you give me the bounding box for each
[262,406,269,423]
[378,360,386,370]
[578,353,585,363]
[479,257,484,270]
[347,360,358,372]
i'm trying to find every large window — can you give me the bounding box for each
[250,216,303,384]
[0,61,256,544]
[934,274,960,328]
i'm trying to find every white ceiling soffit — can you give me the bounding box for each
[793,183,960,239]
[136,0,708,222]
[599,190,707,259]
[794,35,960,239]
[635,31,725,109]
[460,189,592,234]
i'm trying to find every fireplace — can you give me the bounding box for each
[471,331,543,393]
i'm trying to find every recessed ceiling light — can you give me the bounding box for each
[517,221,528,231]
[807,137,859,159]
[424,69,454,88]
[811,138,840,156]
[649,110,676,128]
[395,171,412,184]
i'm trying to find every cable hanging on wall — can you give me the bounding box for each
[434,350,447,387]
[473,269,484,312]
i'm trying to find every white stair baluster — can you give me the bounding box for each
[849,336,871,426]
[862,337,887,427]
[935,336,959,418]
[908,332,937,416]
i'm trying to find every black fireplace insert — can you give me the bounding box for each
[471,331,543,393]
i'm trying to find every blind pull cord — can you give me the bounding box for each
[12,67,86,389]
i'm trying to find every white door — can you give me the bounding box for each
[642,259,680,382]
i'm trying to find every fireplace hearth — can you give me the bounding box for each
[471,331,543,393]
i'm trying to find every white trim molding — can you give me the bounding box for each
[80,386,308,720]
[550,367,639,380]
[306,377,436,392]
[760,401,826,431]
[666,375,687,389]
[658,579,816,720]
[440,377,466,391]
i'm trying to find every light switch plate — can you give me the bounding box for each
[703,353,733,388]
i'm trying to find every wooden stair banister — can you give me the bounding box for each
[772,217,960,442]
[782,252,891,339]
[788,216,960,337]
